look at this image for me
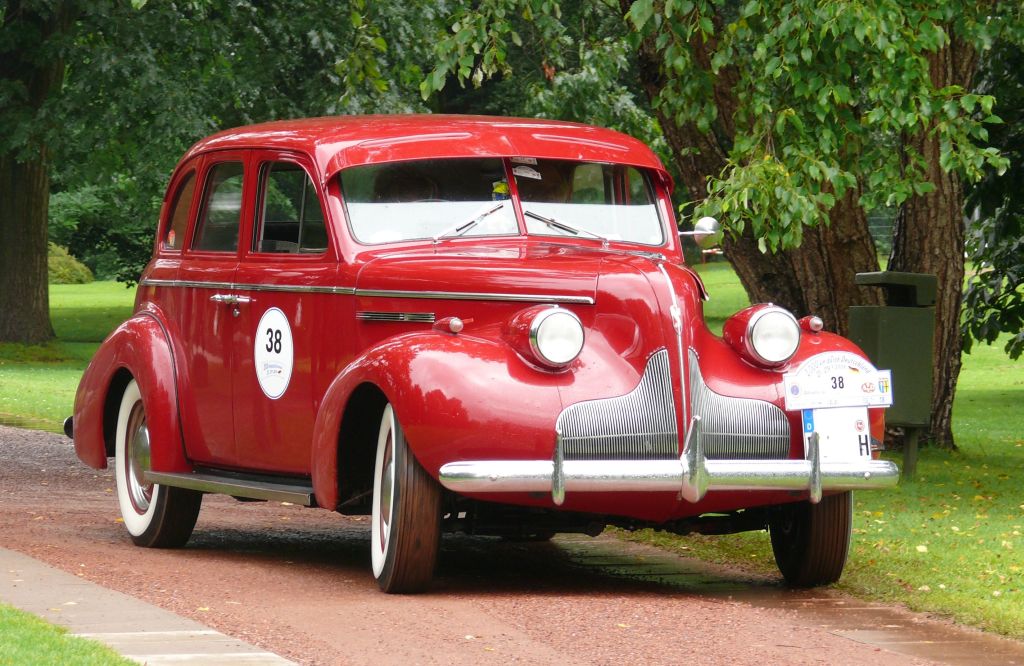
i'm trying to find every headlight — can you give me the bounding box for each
[505,306,585,370]
[531,308,585,367]
[724,304,800,367]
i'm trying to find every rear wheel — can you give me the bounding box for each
[371,403,441,593]
[115,379,202,548]
[768,491,852,587]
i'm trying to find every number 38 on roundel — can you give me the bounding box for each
[66,115,898,593]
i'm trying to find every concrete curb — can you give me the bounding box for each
[0,548,295,665]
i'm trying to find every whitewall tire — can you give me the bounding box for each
[370,403,441,593]
[114,379,201,548]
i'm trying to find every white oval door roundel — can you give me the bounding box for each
[254,307,294,399]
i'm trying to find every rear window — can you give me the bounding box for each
[163,171,196,251]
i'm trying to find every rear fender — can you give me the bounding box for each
[311,331,564,510]
[72,312,190,473]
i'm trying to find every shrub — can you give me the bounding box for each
[48,243,94,284]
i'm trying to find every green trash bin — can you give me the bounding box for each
[848,271,937,478]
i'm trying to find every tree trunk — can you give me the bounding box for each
[0,152,55,343]
[785,186,884,336]
[888,35,979,450]
[0,1,73,344]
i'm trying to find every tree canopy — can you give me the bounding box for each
[1,0,1021,446]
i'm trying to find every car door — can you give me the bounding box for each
[177,151,251,466]
[231,151,340,474]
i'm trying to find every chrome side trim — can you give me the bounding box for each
[141,278,593,304]
[688,349,790,460]
[356,288,595,305]
[555,349,678,460]
[356,311,435,323]
[146,471,315,506]
[141,279,356,295]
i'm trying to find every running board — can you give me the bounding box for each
[145,471,316,506]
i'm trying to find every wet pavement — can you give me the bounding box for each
[556,535,1024,665]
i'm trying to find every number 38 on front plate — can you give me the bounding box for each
[782,352,894,462]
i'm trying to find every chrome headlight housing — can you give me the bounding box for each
[724,304,801,367]
[505,305,585,370]
[530,308,585,368]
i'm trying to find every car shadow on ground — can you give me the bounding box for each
[176,505,781,599]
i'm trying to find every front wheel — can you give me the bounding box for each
[371,404,441,593]
[114,379,202,548]
[768,491,852,587]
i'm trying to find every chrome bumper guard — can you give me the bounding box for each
[438,418,899,505]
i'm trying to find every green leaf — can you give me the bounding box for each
[629,0,655,31]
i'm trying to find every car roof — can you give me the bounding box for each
[182,115,673,191]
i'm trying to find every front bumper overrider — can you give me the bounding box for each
[438,419,899,505]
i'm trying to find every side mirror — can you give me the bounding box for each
[679,216,723,249]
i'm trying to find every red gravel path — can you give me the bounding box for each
[1,426,934,665]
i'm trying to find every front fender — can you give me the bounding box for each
[311,331,566,510]
[72,311,190,474]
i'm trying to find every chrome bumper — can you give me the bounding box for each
[438,428,899,505]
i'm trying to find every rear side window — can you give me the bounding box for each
[163,171,196,250]
[255,163,328,254]
[193,162,244,253]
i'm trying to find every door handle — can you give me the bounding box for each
[210,294,253,305]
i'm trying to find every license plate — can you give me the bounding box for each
[802,407,873,461]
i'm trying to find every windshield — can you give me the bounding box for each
[516,159,664,245]
[340,158,518,244]
[339,157,664,246]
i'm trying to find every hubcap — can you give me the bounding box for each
[124,402,153,514]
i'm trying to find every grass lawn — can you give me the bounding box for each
[0,282,133,432]
[1,269,1022,639]
[0,603,132,665]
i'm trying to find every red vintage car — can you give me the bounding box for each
[69,115,898,593]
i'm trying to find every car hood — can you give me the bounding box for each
[354,242,637,303]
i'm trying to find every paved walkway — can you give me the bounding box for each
[0,548,294,665]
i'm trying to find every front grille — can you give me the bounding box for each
[554,348,792,462]
[688,350,790,459]
[556,349,679,460]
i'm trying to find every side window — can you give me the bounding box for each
[192,162,244,253]
[255,162,328,254]
[163,171,196,250]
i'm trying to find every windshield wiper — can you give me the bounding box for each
[433,202,505,242]
[523,210,608,243]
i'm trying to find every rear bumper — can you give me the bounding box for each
[438,430,899,505]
